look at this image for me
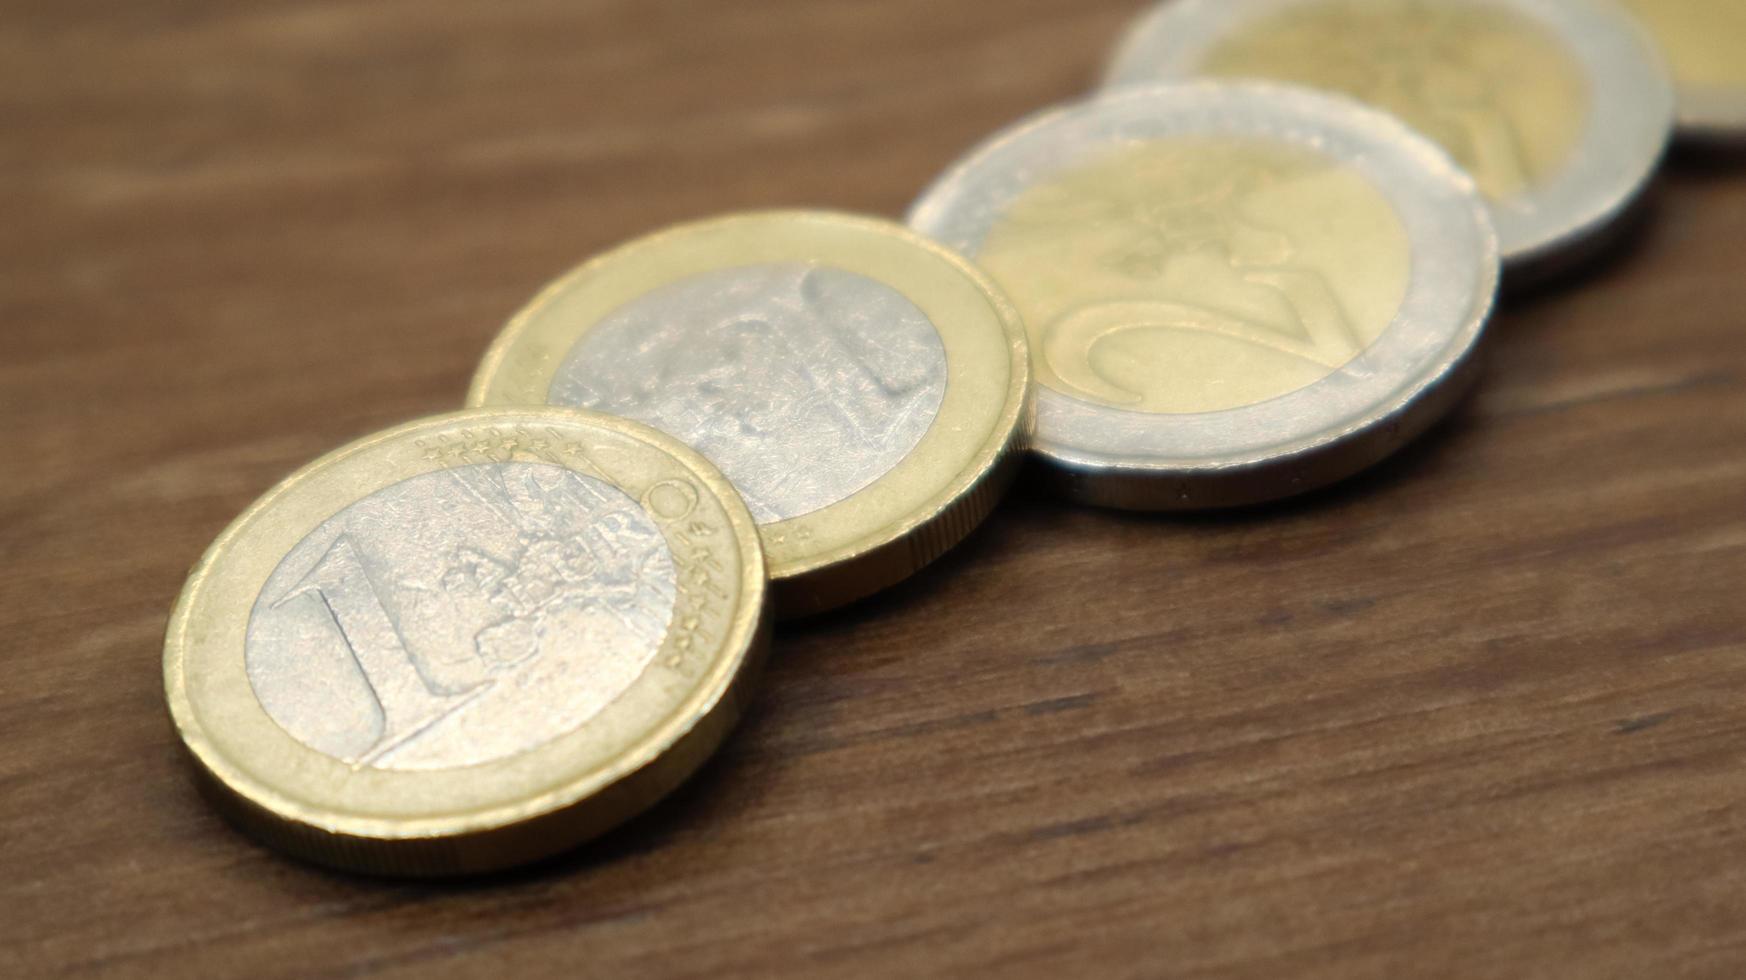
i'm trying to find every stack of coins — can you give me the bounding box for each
[164,0,1738,876]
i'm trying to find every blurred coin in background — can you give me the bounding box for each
[1103,0,1673,281]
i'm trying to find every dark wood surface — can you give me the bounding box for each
[5,2,1745,977]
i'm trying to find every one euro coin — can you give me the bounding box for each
[469,212,1032,617]
[164,409,769,875]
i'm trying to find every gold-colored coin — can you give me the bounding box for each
[164,409,770,876]
[1621,0,1746,139]
[469,211,1032,617]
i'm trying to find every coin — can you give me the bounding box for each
[469,211,1032,617]
[908,82,1498,510]
[163,409,770,876]
[1620,0,1746,141]
[1102,0,1673,279]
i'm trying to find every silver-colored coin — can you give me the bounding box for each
[909,82,1499,510]
[549,263,948,525]
[246,461,678,771]
[1102,0,1674,278]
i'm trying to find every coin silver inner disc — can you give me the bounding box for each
[908,83,1496,471]
[1102,0,1672,265]
[549,264,949,524]
[245,462,678,772]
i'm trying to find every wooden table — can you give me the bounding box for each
[6,2,1744,976]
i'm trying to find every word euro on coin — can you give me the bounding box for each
[909,82,1498,511]
[469,211,1032,617]
[1103,0,1673,279]
[1621,0,1746,141]
[164,410,769,876]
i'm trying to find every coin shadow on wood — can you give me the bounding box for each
[282,729,774,898]
[184,696,788,895]
[776,502,1027,638]
[1502,180,1662,302]
[1666,139,1746,177]
[504,743,759,882]
[1251,396,1487,520]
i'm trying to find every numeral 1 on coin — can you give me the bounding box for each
[278,534,483,765]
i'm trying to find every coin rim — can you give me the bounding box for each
[163,408,769,870]
[467,210,1033,616]
[1100,0,1675,270]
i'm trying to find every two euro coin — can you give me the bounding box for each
[910,83,1500,510]
[1104,0,1673,280]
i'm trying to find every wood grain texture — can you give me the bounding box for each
[4,2,1745,977]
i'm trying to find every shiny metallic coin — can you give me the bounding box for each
[164,409,770,876]
[1620,0,1746,141]
[469,211,1032,618]
[908,83,1498,511]
[1103,0,1673,278]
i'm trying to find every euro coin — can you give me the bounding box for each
[1620,0,1746,141]
[164,409,770,876]
[909,82,1499,511]
[469,211,1032,618]
[1103,0,1674,279]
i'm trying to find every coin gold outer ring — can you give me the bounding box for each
[163,409,772,877]
[908,82,1500,511]
[468,211,1034,618]
[1102,0,1675,278]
